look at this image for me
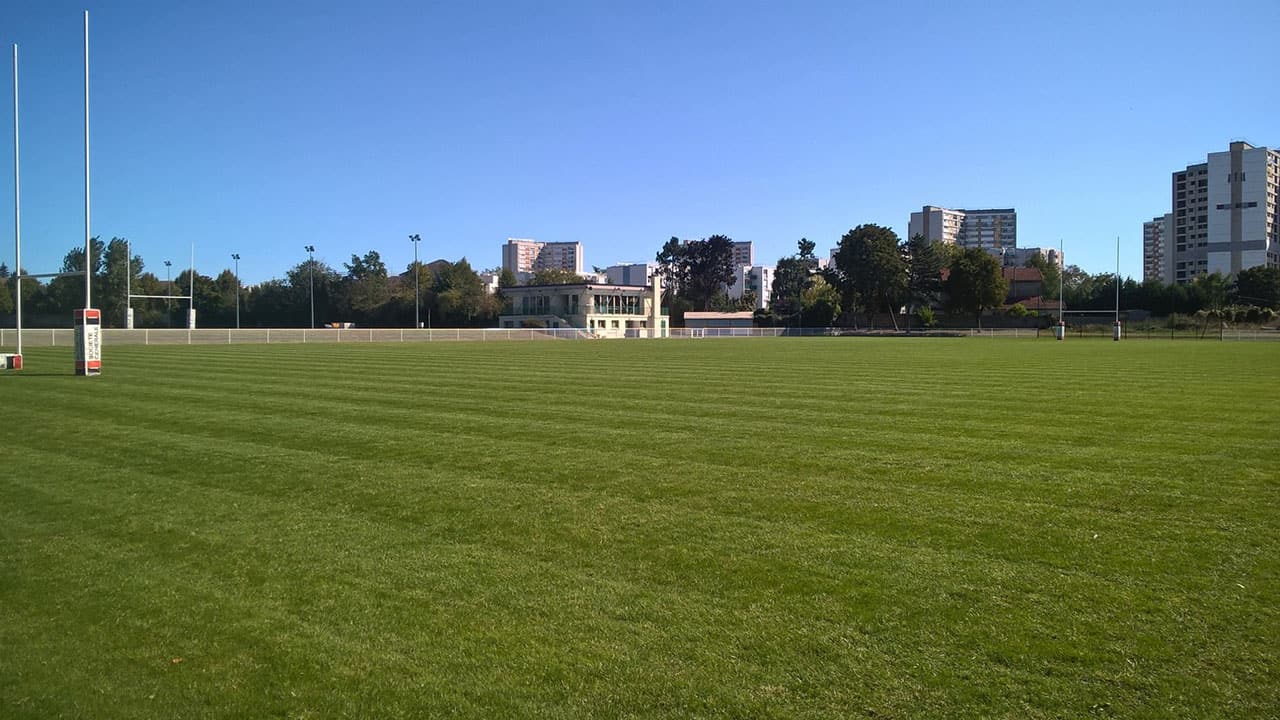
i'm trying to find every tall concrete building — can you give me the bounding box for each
[1143,214,1174,283]
[908,206,1017,250]
[728,265,774,309]
[604,262,658,286]
[1005,246,1064,269]
[1164,141,1280,284]
[501,238,584,280]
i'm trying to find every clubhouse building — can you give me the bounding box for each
[498,281,668,338]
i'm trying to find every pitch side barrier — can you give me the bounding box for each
[4,327,1277,348]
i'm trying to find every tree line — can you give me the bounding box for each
[653,225,1280,327]
[0,237,504,329]
[5,231,1278,329]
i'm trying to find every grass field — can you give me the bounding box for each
[2,338,1277,718]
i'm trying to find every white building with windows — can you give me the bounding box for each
[1162,141,1280,283]
[1143,214,1174,283]
[501,238,584,281]
[498,282,668,338]
[909,206,1018,250]
[728,265,774,309]
[604,262,658,286]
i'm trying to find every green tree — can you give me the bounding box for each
[800,274,841,327]
[833,224,906,327]
[654,235,735,311]
[0,275,12,317]
[901,234,945,323]
[47,237,106,315]
[1025,252,1061,301]
[655,236,688,300]
[434,258,493,326]
[341,250,391,325]
[1233,266,1280,309]
[945,247,1008,328]
[771,238,819,324]
[284,258,342,327]
[497,268,518,288]
[1190,272,1229,314]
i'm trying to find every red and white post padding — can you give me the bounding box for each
[0,353,20,371]
[74,308,102,376]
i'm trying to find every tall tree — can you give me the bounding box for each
[434,258,493,326]
[1233,266,1280,309]
[654,235,736,311]
[655,236,688,301]
[833,224,907,326]
[342,250,391,325]
[901,234,945,321]
[1025,252,1061,301]
[285,258,342,327]
[771,238,819,323]
[681,235,735,311]
[945,247,1008,328]
[800,275,841,327]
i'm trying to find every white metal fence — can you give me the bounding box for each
[2,326,1277,348]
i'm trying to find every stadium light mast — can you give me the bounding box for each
[304,245,316,328]
[409,234,421,328]
[232,253,241,329]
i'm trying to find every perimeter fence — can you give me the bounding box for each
[4,325,1278,348]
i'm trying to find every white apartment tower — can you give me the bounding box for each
[501,238,585,279]
[908,206,1017,250]
[1143,214,1174,283]
[1163,141,1280,284]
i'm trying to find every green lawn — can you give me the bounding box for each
[2,338,1277,719]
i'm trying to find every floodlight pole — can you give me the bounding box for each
[125,238,131,326]
[305,245,315,328]
[12,44,21,357]
[189,243,194,327]
[232,253,241,329]
[410,234,421,328]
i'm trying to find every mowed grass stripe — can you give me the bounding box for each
[2,339,1278,718]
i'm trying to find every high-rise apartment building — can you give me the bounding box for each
[502,238,584,279]
[728,265,774,310]
[1143,214,1174,283]
[908,206,1017,250]
[1162,141,1280,284]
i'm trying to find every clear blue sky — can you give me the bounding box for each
[1,0,1277,284]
